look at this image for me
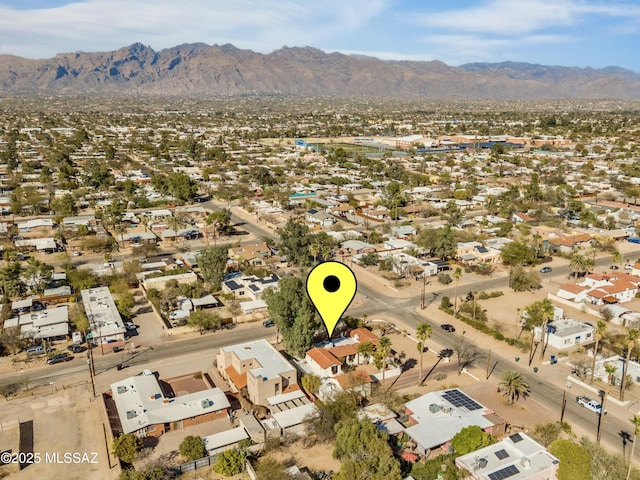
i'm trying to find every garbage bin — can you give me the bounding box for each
[550,354,557,365]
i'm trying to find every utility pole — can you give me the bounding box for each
[515,308,520,338]
[485,350,492,380]
[597,389,606,444]
[560,390,567,423]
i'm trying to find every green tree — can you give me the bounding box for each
[112,433,143,464]
[205,209,232,242]
[263,276,320,356]
[301,373,321,396]
[197,245,229,290]
[549,439,591,480]
[537,299,555,359]
[359,252,380,266]
[0,262,25,297]
[333,418,402,480]
[308,392,358,442]
[497,370,531,404]
[213,447,245,476]
[451,425,496,455]
[179,435,205,461]
[510,265,541,292]
[416,322,432,385]
[500,240,535,266]
[435,225,456,260]
[188,310,221,333]
[255,457,291,480]
[23,258,53,294]
[277,218,312,267]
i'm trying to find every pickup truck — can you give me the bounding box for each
[576,395,606,414]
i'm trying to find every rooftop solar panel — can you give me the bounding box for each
[442,389,482,411]
[488,465,519,480]
[495,449,509,460]
[509,433,523,443]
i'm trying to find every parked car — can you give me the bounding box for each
[72,251,81,256]
[27,345,51,356]
[540,266,553,273]
[610,265,620,270]
[67,344,85,353]
[625,264,634,270]
[124,322,137,331]
[262,319,275,328]
[46,353,73,365]
[441,324,455,332]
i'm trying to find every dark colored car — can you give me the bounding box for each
[438,348,453,359]
[610,265,620,270]
[262,319,275,328]
[540,266,553,273]
[46,353,73,365]
[67,344,86,353]
[441,324,455,332]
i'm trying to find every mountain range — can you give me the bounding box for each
[0,43,639,99]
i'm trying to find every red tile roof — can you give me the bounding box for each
[306,347,341,369]
[559,283,587,294]
[329,343,359,358]
[350,328,379,345]
[335,370,372,389]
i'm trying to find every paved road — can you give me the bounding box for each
[1,324,273,390]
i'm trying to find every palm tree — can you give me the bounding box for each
[497,369,531,405]
[357,341,375,365]
[538,299,555,360]
[309,242,320,265]
[627,415,640,480]
[569,252,594,279]
[604,363,618,392]
[321,245,332,262]
[416,323,432,385]
[590,320,608,383]
[378,336,392,385]
[620,328,639,401]
[453,267,463,313]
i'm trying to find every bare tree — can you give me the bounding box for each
[454,338,483,374]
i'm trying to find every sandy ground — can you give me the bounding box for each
[0,382,118,480]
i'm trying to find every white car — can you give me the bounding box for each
[72,251,81,256]
[124,322,136,331]
[625,264,634,270]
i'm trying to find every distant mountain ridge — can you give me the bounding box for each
[0,42,638,99]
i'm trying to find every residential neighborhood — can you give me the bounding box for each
[1,96,640,480]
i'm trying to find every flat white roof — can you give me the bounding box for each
[203,426,249,453]
[272,403,317,429]
[111,373,230,435]
[221,339,294,382]
[20,306,68,327]
[405,389,498,451]
[456,432,559,480]
[81,286,126,340]
[267,390,306,406]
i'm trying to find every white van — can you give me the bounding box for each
[72,331,83,345]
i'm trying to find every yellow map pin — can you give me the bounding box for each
[306,261,357,339]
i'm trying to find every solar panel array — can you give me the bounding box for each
[442,389,482,411]
[488,465,520,480]
[494,449,510,460]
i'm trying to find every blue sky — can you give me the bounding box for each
[0,0,639,71]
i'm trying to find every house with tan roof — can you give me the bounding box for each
[228,242,278,266]
[216,339,298,407]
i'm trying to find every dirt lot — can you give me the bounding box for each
[0,380,117,480]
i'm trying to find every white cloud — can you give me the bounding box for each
[0,0,391,58]
[410,0,640,36]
